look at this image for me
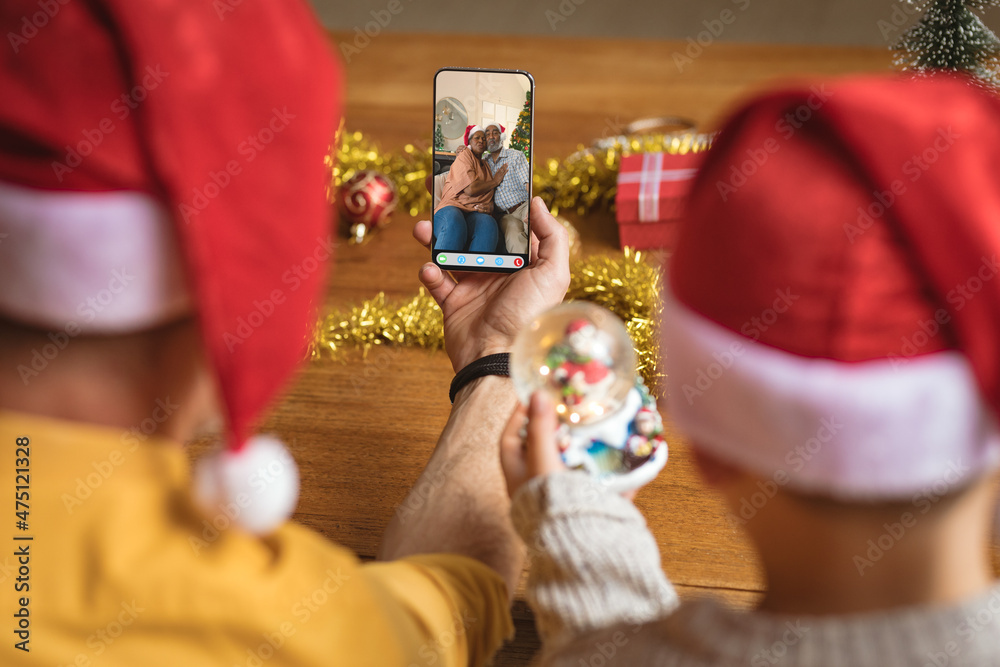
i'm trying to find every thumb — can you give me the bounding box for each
[525,391,564,477]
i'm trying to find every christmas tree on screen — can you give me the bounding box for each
[892,0,1000,89]
[509,90,531,160]
[434,123,445,151]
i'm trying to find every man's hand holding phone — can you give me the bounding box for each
[413,197,570,374]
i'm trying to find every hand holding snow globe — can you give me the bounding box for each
[511,302,669,493]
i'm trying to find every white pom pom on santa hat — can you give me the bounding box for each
[0,1,338,540]
[193,434,300,535]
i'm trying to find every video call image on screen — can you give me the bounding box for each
[432,68,532,272]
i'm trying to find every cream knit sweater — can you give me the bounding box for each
[511,471,1000,666]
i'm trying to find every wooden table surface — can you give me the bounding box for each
[219,33,997,665]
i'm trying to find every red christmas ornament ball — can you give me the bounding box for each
[339,171,398,243]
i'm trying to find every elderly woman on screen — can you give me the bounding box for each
[433,124,507,253]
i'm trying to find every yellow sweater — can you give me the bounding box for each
[0,410,512,666]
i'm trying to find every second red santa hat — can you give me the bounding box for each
[663,73,1000,499]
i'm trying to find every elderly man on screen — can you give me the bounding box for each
[456,120,530,254]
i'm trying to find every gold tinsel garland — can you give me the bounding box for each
[326,130,432,217]
[565,247,662,384]
[310,248,663,387]
[319,126,697,383]
[328,129,713,217]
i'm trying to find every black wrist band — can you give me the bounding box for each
[449,353,510,403]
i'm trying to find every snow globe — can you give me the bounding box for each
[511,302,668,493]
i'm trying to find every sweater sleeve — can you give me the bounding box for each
[510,471,679,650]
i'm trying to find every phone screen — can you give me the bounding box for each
[432,68,533,273]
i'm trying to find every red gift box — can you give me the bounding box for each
[615,151,705,250]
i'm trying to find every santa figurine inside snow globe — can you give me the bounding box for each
[511,302,669,493]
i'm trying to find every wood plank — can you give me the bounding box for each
[193,34,999,664]
[332,31,893,159]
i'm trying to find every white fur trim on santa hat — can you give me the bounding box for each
[464,124,485,146]
[0,179,191,333]
[662,292,1000,501]
[193,434,300,535]
[483,120,505,141]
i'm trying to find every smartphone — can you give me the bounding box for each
[432,67,534,273]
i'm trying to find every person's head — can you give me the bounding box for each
[662,74,1000,598]
[0,182,214,431]
[0,312,221,441]
[469,130,486,156]
[484,121,505,153]
[0,0,342,535]
[464,124,487,156]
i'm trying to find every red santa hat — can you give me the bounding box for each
[464,124,485,146]
[0,1,341,532]
[663,74,1000,500]
[483,120,506,142]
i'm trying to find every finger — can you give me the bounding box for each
[528,197,569,267]
[418,262,457,307]
[525,391,565,477]
[499,402,529,460]
[412,219,432,249]
[528,228,540,264]
[499,403,530,495]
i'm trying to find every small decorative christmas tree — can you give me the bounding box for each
[892,0,1000,89]
[509,90,531,160]
[434,123,445,151]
